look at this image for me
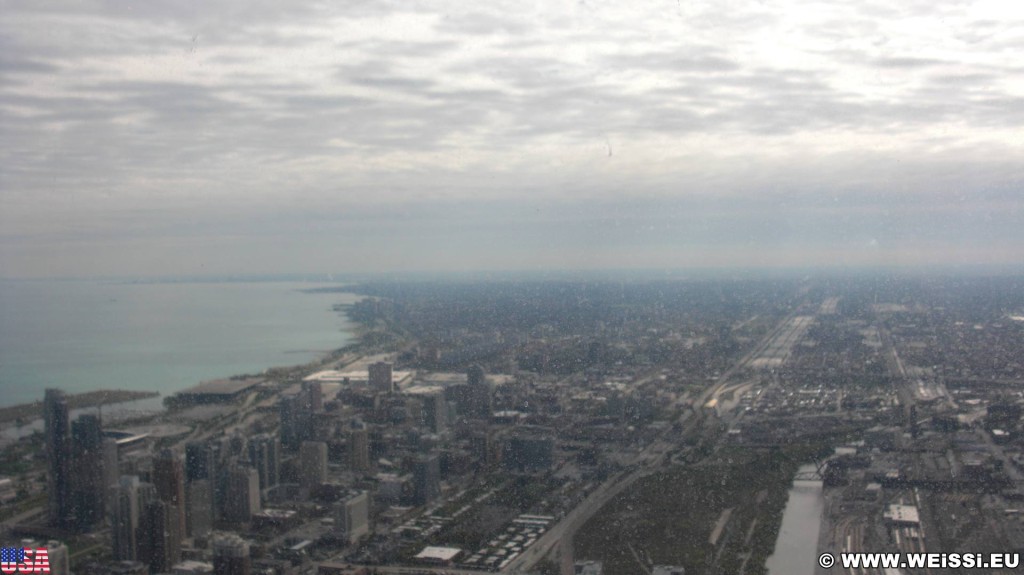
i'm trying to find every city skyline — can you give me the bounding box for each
[11,276,1024,574]
[2,1,1023,278]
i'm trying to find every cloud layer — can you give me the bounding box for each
[2,0,1023,276]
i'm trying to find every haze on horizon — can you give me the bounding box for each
[1,0,1022,279]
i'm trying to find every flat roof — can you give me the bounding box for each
[256,508,297,518]
[404,384,445,395]
[885,504,920,524]
[290,539,313,551]
[416,372,468,385]
[414,546,462,562]
[177,377,263,396]
[304,370,412,384]
[171,560,213,572]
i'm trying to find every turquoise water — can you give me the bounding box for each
[0,280,360,407]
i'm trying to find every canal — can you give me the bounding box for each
[765,463,825,575]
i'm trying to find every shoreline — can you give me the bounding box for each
[1,285,369,422]
[1,322,369,441]
[0,280,365,411]
[0,389,160,427]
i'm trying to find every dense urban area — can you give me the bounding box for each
[3,275,1024,575]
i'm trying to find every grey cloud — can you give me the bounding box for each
[927,72,1000,85]
[601,51,741,73]
[3,0,331,26]
[273,94,374,113]
[434,11,535,36]
[347,75,438,92]
[0,53,60,76]
[872,56,949,68]
[2,0,1024,278]
[335,39,461,59]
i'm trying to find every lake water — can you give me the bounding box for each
[0,280,360,408]
[765,464,825,575]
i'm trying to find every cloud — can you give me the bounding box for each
[1,0,1023,277]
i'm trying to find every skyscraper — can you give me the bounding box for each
[348,420,370,473]
[463,365,493,419]
[71,413,105,529]
[110,476,156,561]
[248,434,280,490]
[279,394,311,449]
[301,380,324,412]
[299,441,328,489]
[336,490,369,545]
[223,466,260,523]
[44,389,73,529]
[185,441,217,483]
[186,478,213,537]
[152,448,187,539]
[368,362,394,393]
[421,392,447,433]
[139,499,181,573]
[412,453,440,506]
[103,437,120,494]
[185,440,223,522]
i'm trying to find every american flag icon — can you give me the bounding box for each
[0,548,23,564]
[0,547,49,573]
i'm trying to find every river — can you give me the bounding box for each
[765,464,825,575]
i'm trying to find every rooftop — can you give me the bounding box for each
[176,377,264,396]
[414,546,462,562]
[884,504,920,525]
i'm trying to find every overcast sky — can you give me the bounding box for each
[1,0,1022,278]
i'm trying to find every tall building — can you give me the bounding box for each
[185,440,223,521]
[368,362,394,393]
[212,533,252,575]
[463,365,492,419]
[336,490,369,545]
[110,477,138,560]
[279,394,313,450]
[185,441,218,483]
[139,499,181,573]
[248,434,280,490]
[152,448,187,539]
[301,381,324,412]
[469,430,493,470]
[223,466,261,523]
[421,392,447,433]
[103,437,120,493]
[279,385,322,449]
[71,413,105,529]
[186,479,214,537]
[412,453,440,506]
[348,420,370,473]
[44,389,73,528]
[299,441,328,488]
[110,476,156,561]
